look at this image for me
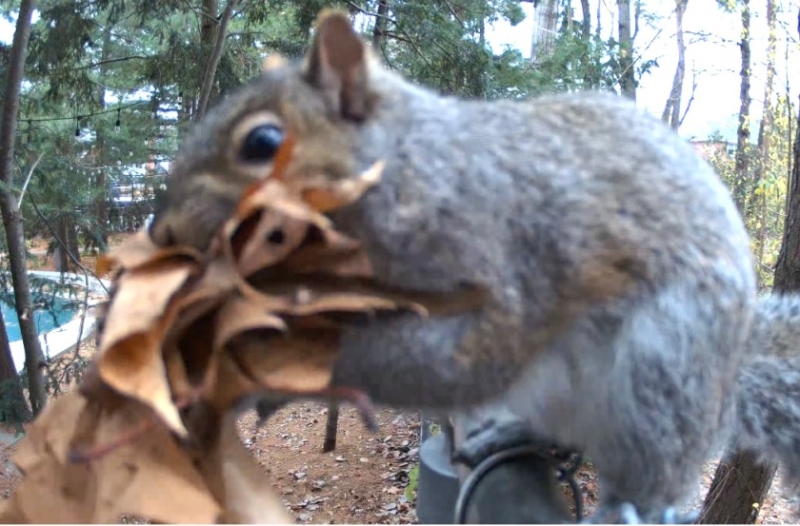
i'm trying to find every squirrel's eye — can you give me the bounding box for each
[239,124,284,162]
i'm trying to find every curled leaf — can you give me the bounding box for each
[228,330,339,393]
[97,230,201,276]
[301,160,384,212]
[0,391,221,524]
[97,262,197,436]
[213,294,287,351]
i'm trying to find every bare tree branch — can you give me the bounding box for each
[679,63,698,128]
[17,152,44,209]
[196,0,241,120]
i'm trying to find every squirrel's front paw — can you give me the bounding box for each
[584,504,699,524]
[451,409,544,467]
[583,502,642,524]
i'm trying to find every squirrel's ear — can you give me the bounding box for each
[303,10,373,122]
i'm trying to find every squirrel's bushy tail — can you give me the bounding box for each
[735,294,800,486]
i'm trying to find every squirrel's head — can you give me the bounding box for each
[150,10,382,251]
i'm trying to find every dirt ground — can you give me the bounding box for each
[240,403,421,524]
[0,394,798,524]
[1,233,798,523]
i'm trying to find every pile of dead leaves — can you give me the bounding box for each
[0,133,487,524]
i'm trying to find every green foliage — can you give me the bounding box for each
[705,99,794,289]
[496,0,525,26]
[717,0,739,12]
[405,464,420,501]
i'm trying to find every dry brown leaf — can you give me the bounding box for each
[229,330,339,393]
[0,391,221,524]
[223,180,332,241]
[88,396,221,524]
[300,159,384,212]
[0,392,110,523]
[233,209,310,278]
[275,225,373,277]
[165,258,243,340]
[282,289,427,317]
[98,261,196,351]
[97,262,197,436]
[213,294,287,351]
[96,229,201,276]
[163,344,195,403]
[224,280,427,323]
[249,275,491,318]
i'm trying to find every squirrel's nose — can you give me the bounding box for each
[148,196,236,253]
[148,212,176,247]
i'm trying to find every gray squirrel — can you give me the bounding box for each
[149,9,800,523]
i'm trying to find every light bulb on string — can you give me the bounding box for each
[177,91,183,104]
[115,108,121,133]
[75,116,81,138]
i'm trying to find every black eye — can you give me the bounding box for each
[239,124,284,162]
[266,228,285,244]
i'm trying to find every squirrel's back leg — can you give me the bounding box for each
[505,277,753,522]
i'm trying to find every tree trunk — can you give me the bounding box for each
[596,0,603,38]
[579,0,593,87]
[322,402,340,453]
[196,0,241,120]
[371,0,389,49]
[700,8,793,523]
[700,449,777,524]
[200,0,219,90]
[54,228,69,274]
[0,0,47,416]
[750,0,776,271]
[0,308,29,426]
[617,0,636,100]
[200,0,219,41]
[53,215,80,273]
[661,0,688,130]
[732,0,752,216]
[93,26,113,250]
[580,0,591,38]
[773,42,800,294]
[530,0,558,64]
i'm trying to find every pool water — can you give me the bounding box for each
[2,296,77,341]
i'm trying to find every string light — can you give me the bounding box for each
[75,116,81,138]
[18,101,147,125]
[114,108,121,133]
[177,91,183,104]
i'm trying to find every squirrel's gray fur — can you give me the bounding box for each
[733,294,800,486]
[150,11,800,521]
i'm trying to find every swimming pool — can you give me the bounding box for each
[1,296,78,342]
